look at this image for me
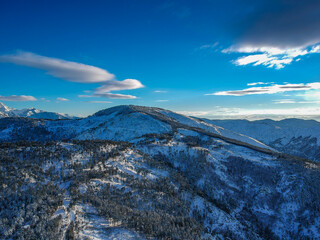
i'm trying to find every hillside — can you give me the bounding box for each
[0,105,275,153]
[0,105,319,239]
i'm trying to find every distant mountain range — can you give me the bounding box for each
[0,102,77,119]
[204,118,320,162]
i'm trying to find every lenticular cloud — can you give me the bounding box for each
[0,95,37,102]
[0,51,115,83]
[207,82,320,96]
[0,51,145,99]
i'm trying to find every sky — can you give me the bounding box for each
[1,0,320,119]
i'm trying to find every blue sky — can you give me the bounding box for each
[1,0,320,118]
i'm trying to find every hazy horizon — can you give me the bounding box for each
[2,100,320,122]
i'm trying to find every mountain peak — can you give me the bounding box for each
[93,105,165,117]
[0,102,14,112]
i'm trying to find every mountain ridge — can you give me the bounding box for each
[0,104,276,152]
[203,118,320,162]
[0,104,315,166]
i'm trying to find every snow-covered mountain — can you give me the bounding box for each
[203,118,320,162]
[0,102,14,118]
[0,105,319,239]
[0,102,77,120]
[0,105,276,153]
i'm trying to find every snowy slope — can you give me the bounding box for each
[0,105,277,156]
[0,102,14,117]
[203,118,320,162]
[1,137,319,239]
[157,108,274,151]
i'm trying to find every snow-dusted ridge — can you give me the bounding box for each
[203,118,320,162]
[93,105,276,151]
[0,104,315,163]
[0,106,297,156]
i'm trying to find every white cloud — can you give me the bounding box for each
[233,53,276,67]
[154,90,168,93]
[272,99,320,104]
[272,99,296,104]
[199,42,219,50]
[95,93,137,99]
[0,51,145,99]
[40,98,50,102]
[224,35,320,69]
[228,48,305,69]
[79,93,137,99]
[95,79,144,93]
[221,1,320,69]
[0,51,115,83]
[207,82,320,96]
[298,90,320,101]
[78,95,92,98]
[155,100,168,102]
[247,82,274,86]
[0,95,37,101]
[56,97,69,102]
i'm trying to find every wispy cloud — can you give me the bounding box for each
[40,98,50,102]
[0,95,37,101]
[199,42,219,50]
[155,100,168,102]
[273,99,320,104]
[154,90,167,93]
[95,79,144,93]
[247,82,274,86]
[298,90,320,101]
[272,99,296,104]
[207,82,320,96]
[95,93,137,99]
[223,0,320,69]
[225,47,316,69]
[79,93,137,99]
[0,51,115,83]
[56,97,69,102]
[0,51,145,99]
